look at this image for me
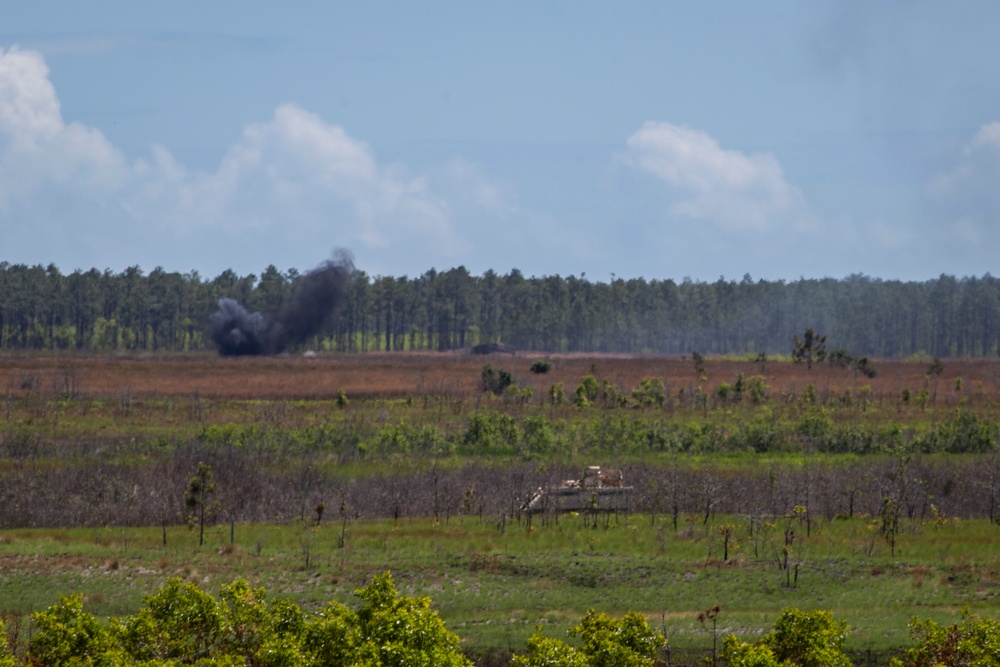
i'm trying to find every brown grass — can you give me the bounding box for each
[0,351,998,403]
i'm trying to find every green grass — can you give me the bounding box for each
[1,513,997,658]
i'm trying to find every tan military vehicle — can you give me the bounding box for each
[523,466,632,514]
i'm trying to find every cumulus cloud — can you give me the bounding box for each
[127,103,459,252]
[0,46,127,212]
[0,45,465,271]
[927,122,1000,243]
[625,121,812,231]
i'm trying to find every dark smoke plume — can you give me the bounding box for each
[210,252,355,356]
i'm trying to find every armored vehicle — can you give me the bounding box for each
[523,466,632,514]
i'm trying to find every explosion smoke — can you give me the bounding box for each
[210,252,355,356]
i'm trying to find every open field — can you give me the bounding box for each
[2,350,998,401]
[1,351,999,664]
[1,513,998,664]
[2,351,997,450]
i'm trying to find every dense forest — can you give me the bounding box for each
[0,262,997,357]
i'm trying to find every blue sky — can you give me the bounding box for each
[2,1,998,281]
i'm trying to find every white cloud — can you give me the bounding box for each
[925,121,1000,248]
[0,45,466,271]
[625,121,812,232]
[0,46,127,212]
[127,103,460,253]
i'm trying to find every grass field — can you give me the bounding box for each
[1,512,997,662]
[1,351,999,664]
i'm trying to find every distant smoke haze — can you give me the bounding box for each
[210,252,355,356]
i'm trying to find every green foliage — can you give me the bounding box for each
[0,619,14,667]
[738,410,785,453]
[797,408,833,439]
[825,348,876,377]
[358,572,471,666]
[29,594,120,667]
[373,423,450,457]
[631,377,666,408]
[530,359,553,374]
[503,384,534,405]
[892,611,1000,667]
[3,263,1000,355]
[115,578,225,663]
[522,415,559,456]
[597,379,628,408]
[28,574,467,667]
[765,608,852,667]
[723,608,852,667]
[745,375,771,404]
[512,632,590,667]
[827,349,854,369]
[462,410,519,454]
[723,634,780,667]
[855,356,876,378]
[512,610,666,667]
[792,328,828,369]
[304,572,471,667]
[914,410,998,453]
[691,350,706,375]
[733,372,746,401]
[576,375,600,406]
[481,364,514,394]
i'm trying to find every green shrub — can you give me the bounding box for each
[723,634,780,667]
[29,594,119,667]
[797,408,833,439]
[462,411,519,454]
[892,611,1000,667]
[915,410,998,453]
[116,577,224,663]
[745,375,771,404]
[549,382,568,405]
[631,377,666,408]
[512,610,666,667]
[723,608,852,667]
[739,410,785,453]
[480,364,514,394]
[765,608,852,667]
[29,574,468,667]
[827,349,854,369]
[306,572,471,667]
[576,375,600,404]
[530,359,553,374]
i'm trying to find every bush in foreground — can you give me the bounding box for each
[511,609,666,667]
[27,573,470,667]
[890,611,1000,667]
[723,608,852,667]
[20,581,1000,667]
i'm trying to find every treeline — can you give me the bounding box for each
[1,262,998,356]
